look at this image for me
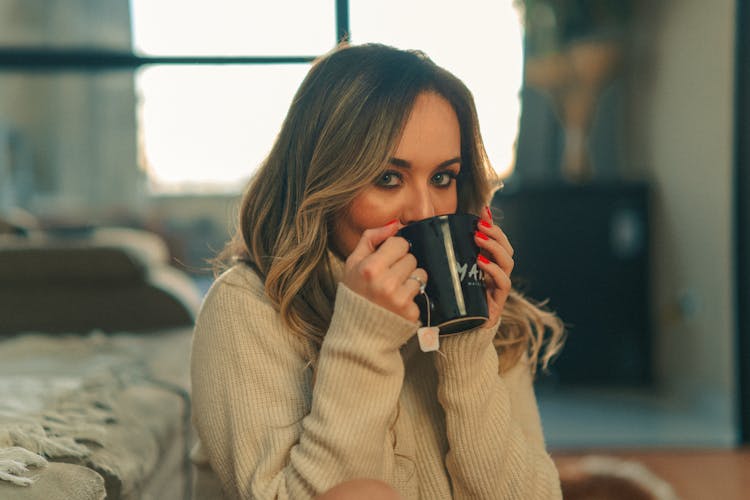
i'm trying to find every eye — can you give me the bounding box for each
[432,171,458,187]
[375,171,403,188]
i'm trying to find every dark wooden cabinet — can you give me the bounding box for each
[493,181,651,386]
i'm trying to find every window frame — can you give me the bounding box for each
[0,0,348,71]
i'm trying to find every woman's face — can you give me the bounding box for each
[332,91,461,257]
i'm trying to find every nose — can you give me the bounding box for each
[401,186,436,225]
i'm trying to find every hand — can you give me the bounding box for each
[474,206,514,327]
[342,221,428,323]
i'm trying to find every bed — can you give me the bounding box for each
[0,224,202,498]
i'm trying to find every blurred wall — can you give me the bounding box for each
[0,1,130,47]
[0,0,142,219]
[145,194,238,277]
[627,0,736,412]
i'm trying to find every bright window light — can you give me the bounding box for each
[130,0,335,56]
[135,64,310,193]
[131,1,523,193]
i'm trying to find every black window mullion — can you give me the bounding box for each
[336,0,350,44]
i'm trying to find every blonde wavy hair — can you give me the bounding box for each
[217,43,564,375]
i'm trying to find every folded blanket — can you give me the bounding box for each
[0,328,192,499]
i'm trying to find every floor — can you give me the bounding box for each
[540,383,742,499]
[536,384,737,449]
[553,448,750,500]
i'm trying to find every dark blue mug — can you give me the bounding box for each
[397,213,489,336]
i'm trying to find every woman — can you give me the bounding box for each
[190,43,565,500]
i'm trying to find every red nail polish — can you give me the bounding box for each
[480,220,492,228]
[386,219,399,226]
[478,254,490,264]
[475,230,489,240]
[485,206,493,221]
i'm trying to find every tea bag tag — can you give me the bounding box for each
[413,278,440,353]
[417,326,440,352]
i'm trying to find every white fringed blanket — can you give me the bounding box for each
[0,328,193,500]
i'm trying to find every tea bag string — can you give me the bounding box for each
[415,281,446,357]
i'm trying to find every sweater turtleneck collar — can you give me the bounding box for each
[326,248,346,284]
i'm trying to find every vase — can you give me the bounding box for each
[525,40,621,183]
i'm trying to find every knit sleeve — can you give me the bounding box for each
[434,325,562,500]
[190,266,418,500]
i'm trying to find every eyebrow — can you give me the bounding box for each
[388,156,461,169]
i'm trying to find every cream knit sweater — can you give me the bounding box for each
[190,263,561,500]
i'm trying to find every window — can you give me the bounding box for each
[133,0,524,193]
[0,2,524,200]
[135,64,310,192]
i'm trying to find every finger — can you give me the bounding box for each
[387,254,426,293]
[477,255,510,289]
[372,252,419,298]
[474,231,514,275]
[362,236,411,274]
[346,220,401,265]
[478,255,511,293]
[477,219,514,257]
[482,205,494,225]
[388,252,419,282]
[403,267,428,294]
[393,267,428,315]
